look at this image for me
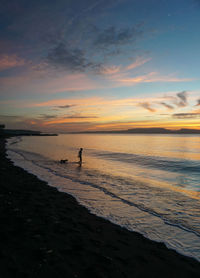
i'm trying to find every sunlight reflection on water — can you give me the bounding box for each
[7,134,200,261]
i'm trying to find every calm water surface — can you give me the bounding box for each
[7,134,200,261]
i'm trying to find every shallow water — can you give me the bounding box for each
[6,134,200,261]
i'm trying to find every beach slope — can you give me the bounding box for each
[0,138,200,278]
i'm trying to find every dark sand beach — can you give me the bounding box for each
[1,137,200,278]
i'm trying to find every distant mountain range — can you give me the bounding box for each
[2,127,200,136]
[79,128,200,134]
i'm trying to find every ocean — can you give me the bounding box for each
[6,134,200,261]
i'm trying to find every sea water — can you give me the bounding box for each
[6,134,200,261]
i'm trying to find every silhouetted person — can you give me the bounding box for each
[78,148,83,164]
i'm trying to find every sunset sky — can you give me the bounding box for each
[0,0,200,132]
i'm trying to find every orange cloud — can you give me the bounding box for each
[0,55,25,71]
[139,102,156,112]
[101,57,151,76]
[2,111,200,132]
[33,94,182,111]
[118,72,195,85]
[100,57,194,86]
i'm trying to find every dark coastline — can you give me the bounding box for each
[1,137,200,277]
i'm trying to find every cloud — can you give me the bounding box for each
[56,104,75,109]
[100,57,150,76]
[0,71,100,97]
[46,24,144,74]
[176,91,188,107]
[94,25,143,49]
[172,113,200,119]
[65,0,111,28]
[44,114,99,125]
[160,102,174,110]
[0,54,25,71]
[139,102,156,112]
[45,21,144,74]
[0,114,43,130]
[99,65,121,75]
[0,115,21,120]
[124,57,151,71]
[117,72,193,85]
[39,114,58,120]
[47,43,100,72]
[35,97,105,107]
[64,114,98,119]
[195,99,200,106]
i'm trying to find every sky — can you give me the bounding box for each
[0,0,200,132]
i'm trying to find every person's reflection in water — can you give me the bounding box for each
[76,163,82,172]
[78,148,83,166]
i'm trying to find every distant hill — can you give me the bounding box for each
[127,128,200,134]
[3,129,57,136]
[4,129,41,135]
[79,128,200,134]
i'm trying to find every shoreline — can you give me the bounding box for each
[1,137,200,277]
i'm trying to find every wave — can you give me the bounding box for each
[7,136,23,146]
[91,150,200,173]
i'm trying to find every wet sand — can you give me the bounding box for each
[1,137,200,278]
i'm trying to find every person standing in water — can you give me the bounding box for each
[78,148,83,164]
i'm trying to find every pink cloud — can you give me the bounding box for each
[118,72,195,85]
[0,71,103,96]
[34,97,108,107]
[101,57,151,77]
[99,57,195,87]
[100,65,121,75]
[41,73,101,93]
[0,55,25,71]
[124,57,151,71]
